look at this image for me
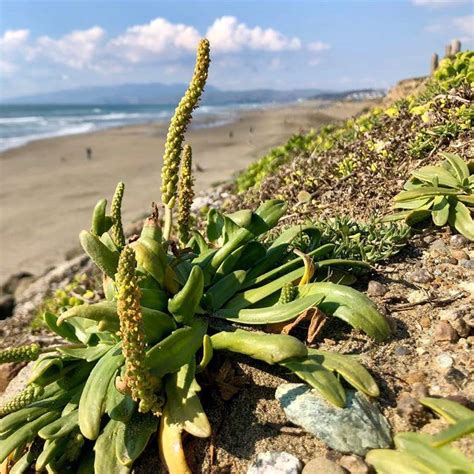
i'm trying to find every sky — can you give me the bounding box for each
[0,0,473,100]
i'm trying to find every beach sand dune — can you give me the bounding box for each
[0,100,372,283]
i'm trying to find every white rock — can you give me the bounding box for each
[436,354,454,368]
[247,452,303,474]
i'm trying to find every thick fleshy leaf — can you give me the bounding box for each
[431,196,450,227]
[307,349,379,397]
[395,432,473,473]
[165,360,211,438]
[411,166,459,188]
[216,293,324,325]
[394,187,460,202]
[431,418,474,447]
[366,449,437,474]
[297,282,391,342]
[440,152,470,183]
[448,200,474,241]
[405,209,432,226]
[211,329,307,364]
[280,358,346,408]
[393,197,433,210]
[458,195,474,206]
[419,397,474,423]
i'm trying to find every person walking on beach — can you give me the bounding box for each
[86,147,93,160]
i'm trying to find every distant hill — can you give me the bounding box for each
[2,83,384,105]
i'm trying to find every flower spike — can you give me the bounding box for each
[161,38,210,240]
[116,245,162,415]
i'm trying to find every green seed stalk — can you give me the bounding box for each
[0,344,41,364]
[111,181,126,248]
[161,39,210,240]
[116,246,162,415]
[0,384,44,417]
[177,144,195,246]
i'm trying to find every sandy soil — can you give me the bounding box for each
[0,100,371,284]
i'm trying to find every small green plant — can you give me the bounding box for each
[0,39,391,474]
[386,152,474,240]
[338,155,357,177]
[366,397,474,473]
[31,274,100,331]
[434,50,474,90]
[314,217,411,264]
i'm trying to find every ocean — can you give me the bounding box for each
[0,103,256,153]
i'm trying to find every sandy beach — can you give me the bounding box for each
[0,100,372,284]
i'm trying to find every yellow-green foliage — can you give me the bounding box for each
[32,274,99,331]
[236,131,318,192]
[434,50,474,89]
[235,51,473,194]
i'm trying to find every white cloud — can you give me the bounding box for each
[413,0,470,6]
[307,41,330,52]
[426,14,474,40]
[109,18,200,63]
[0,29,30,49]
[206,16,301,52]
[35,27,105,69]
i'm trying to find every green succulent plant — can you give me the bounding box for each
[313,216,411,264]
[386,152,474,240]
[0,40,392,474]
[366,397,474,473]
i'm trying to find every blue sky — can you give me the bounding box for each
[1,0,473,99]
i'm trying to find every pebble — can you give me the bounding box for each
[439,309,462,322]
[451,318,471,338]
[302,458,346,474]
[276,384,392,456]
[420,316,431,328]
[339,455,370,474]
[407,290,426,303]
[367,281,387,297]
[247,452,303,474]
[450,234,468,249]
[394,346,410,356]
[464,313,473,329]
[396,392,426,424]
[406,269,434,284]
[451,250,469,261]
[445,368,466,385]
[423,235,436,244]
[405,372,425,384]
[436,353,454,368]
[433,322,459,343]
[459,259,474,270]
[430,239,449,256]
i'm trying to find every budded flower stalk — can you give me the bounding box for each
[0,384,44,417]
[116,246,162,415]
[161,39,210,240]
[111,181,126,248]
[0,344,40,363]
[177,144,195,246]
